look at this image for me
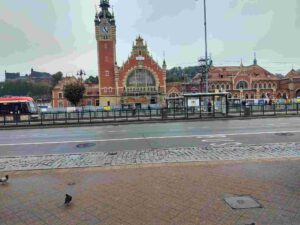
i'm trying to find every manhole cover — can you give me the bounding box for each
[76,143,96,149]
[108,152,118,156]
[224,196,262,209]
[275,133,294,137]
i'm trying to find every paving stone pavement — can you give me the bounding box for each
[0,142,300,171]
[0,160,299,225]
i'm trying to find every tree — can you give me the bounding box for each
[85,76,98,84]
[52,71,63,86]
[63,82,86,106]
[0,81,51,99]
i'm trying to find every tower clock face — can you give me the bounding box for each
[101,25,109,34]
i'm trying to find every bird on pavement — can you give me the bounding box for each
[0,175,9,184]
[64,194,72,205]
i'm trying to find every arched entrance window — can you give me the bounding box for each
[126,69,156,87]
[236,81,248,90]
[245,94,249,99]
[296,90,300,97]
[261,93,266,98]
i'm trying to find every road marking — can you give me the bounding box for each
[202,139,234,143]
[107,130,127,133]
[0,130,299,147]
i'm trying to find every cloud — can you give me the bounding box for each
[1,0,300,80]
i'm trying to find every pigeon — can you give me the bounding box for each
[0,175,9,184]
[64,194,72,205]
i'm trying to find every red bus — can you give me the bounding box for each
[0,97,39,120]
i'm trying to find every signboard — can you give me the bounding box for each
[136,56,145,61]
[188,98,200,107]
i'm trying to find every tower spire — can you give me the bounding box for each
[253,52,257,65]
[162,51,167,69]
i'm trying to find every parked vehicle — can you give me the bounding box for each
[0,96,39,120]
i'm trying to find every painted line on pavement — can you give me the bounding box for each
[0,130,300,147]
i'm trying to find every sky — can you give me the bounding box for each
[0,0,300,81]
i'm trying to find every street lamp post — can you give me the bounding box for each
[77,69,86,82]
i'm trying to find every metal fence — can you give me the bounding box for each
[0,103,299,127]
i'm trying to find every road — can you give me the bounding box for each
[0,117,299,157]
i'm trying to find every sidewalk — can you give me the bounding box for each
[0,160,299,225]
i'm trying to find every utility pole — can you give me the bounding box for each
[204,0,208,93]
[197,0,210,93]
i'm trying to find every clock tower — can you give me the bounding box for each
[95,0,116,106]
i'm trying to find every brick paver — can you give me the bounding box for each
[0,142,300,171]
[0,160,299,225]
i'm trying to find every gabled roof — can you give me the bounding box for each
[30,69,51,79]
[208,64,278,80]
[286,69,300,78]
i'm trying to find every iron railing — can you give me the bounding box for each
[0,103,299,127]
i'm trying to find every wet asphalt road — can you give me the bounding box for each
[0,117,300,157]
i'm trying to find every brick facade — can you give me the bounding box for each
[52,77,99,108]
[189,62,300,100]
[95,0,166,107]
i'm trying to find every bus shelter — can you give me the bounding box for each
[183,92,230,116]
[165,96,185,109]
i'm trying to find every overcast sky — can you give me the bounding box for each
[0,0,299,80]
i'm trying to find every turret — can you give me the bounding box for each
[132,36,149,56]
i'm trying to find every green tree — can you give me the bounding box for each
[0,81,52,99]
[52,71,63,86]
[85,76,98,84]
[63,82,86,106]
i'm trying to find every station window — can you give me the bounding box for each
[105,71,110,76]
[58,93,63,99]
